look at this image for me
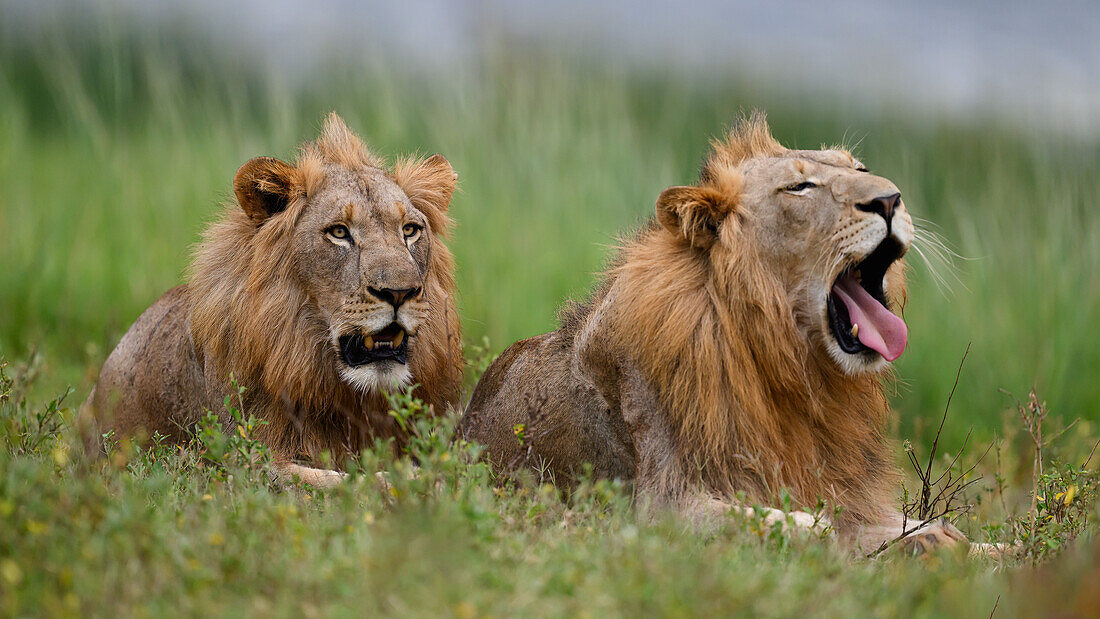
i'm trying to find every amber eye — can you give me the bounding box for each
[403,223,422,239]
[327,225,351,241]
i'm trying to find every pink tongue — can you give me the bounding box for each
[833,274,908,361]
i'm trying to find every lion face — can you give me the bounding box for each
[741,150,912,374]
[656,128,912,376]
[291,165,435,392]
[230,116,456,394]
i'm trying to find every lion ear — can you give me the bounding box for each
[233,156,297,223]
[655,185,736,248]
[394,153,457,236]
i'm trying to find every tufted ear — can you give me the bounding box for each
[394,153,457,236]
[655,185,737,248]
[233,156,297,223]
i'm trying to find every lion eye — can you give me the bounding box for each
[402,223,422,239]
[327,225,351,241]
[784,181,817,193]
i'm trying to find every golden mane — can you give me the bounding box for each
[606,117,896,523]
[187,114,462,460]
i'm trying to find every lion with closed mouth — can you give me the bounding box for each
[79,113,463,486]
[462,114,972,553]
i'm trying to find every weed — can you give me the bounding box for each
[188,376,271,483]
[0,355,72,457]
[998,390,1100,563]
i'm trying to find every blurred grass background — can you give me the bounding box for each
[1,14,1098,449]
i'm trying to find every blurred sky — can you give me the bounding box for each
[4,0,1099,134]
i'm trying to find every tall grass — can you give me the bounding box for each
[1,16,1098,448]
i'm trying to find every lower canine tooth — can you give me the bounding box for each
[850,324,859,338]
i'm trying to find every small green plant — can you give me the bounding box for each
[191,375,271,482]
[999,390,1100,563]
[0,355,72,457]
[465,336,496,384]
[384,385,451,458]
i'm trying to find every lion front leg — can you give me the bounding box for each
[694,495,832,536]
[849,512,1017,558]
[733,503,833,536]
[612,360,830,538]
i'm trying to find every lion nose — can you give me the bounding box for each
[857,192,901,222]
[367,286,421,308]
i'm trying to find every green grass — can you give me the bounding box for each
[2,15,1100,617]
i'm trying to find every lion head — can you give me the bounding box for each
[654,113,912,375]
[188,113,463,436]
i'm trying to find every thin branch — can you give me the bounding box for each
[922,343,970,515]
[1083,436,1100,469]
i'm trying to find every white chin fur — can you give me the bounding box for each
[339,362,412,393]
[823,334,890,375]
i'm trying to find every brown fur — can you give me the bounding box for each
[463,114,964,551]
[80,114,463,479]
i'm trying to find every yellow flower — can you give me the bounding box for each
[1064,485,1077,505]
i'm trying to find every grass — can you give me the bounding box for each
[2,356,1099,617]
[2,13,1100,617]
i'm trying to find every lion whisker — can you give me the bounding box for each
[910,224,967,295]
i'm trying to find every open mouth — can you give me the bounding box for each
[338,323,409,367]
[826,238,908,361]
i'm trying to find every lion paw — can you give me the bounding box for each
[755,507,832,536]
[902,519,968,555]
[968,541,1020,559]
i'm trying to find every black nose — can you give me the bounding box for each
[857,192,901,222]
[367,286,421,308]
